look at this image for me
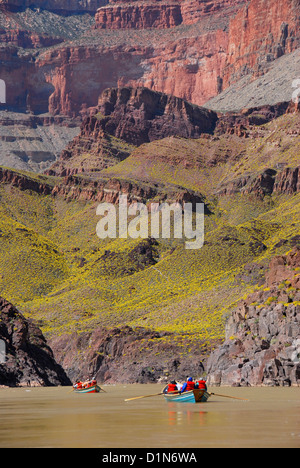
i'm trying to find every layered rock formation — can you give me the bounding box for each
[95,1,183,30]
[0,111,80,173]
[96,87,218,144]
[207,247,300,386]
[45,93,300,203]
[222,0,300,88]
[0,297,71,387]
[95,0,247,30]
[46,86,218,176]
[1,0,299,120]
[50,325,206,384]
[0,0,107,14]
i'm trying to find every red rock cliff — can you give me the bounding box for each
[95,0,246,29]
[223,0,300,87]
[1,0,299,116]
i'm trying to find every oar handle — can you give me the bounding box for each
[209,392,249,401]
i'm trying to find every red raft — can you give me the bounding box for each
[74,384,101,394]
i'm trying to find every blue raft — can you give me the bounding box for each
[163,388,210,403]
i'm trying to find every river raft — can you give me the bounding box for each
[163,388,210,403]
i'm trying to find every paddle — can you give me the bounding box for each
[125,392,164,401]
[209,392,249,401]
[125,390,179,401]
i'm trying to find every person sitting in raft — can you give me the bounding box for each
[195,378,207,391]
[81,377,97,388]
[73,380,83,389]
[90,377,97,387]
[82,378,92,388]
[165,380,180,394]
[181,377,195,393]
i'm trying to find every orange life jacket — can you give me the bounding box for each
[197,380,207,390]
[186,380,195,391]
[167,383,178,393]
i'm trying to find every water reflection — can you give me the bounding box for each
[167,404,208,426]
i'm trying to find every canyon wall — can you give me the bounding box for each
[207,247,300,387]
[0,296,71,387]
[0,0,299,117]
[95,0,246,30]
[0,0,107,14]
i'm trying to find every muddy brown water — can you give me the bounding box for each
[0,385,299,448]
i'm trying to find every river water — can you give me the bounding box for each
[0,385,299,449]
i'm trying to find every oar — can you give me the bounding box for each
[209,392,249,401]
[125,390,179,402]
[125,392,164,401]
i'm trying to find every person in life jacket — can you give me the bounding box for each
[82,378,92,388]
[90,377,97,387]
[165,380,179,394]
[196,379,207,390]
[73,380,83,389]
[181,377,195,393]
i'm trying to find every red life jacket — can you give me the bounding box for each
[91,380,97,386]
[186,381,195,391]
[167,383,178,393]
[197,380,207,390]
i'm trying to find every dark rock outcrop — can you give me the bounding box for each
[50,325,206,384]
[96,87,218,146]
[0,297,71,387]
[206,247,300,387]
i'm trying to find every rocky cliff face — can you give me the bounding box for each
[46,95,300,202]
[222,0,300,88]
[96,87,218,144]
[95,0,246,30]
[95,1,183,30]
[1,0,298,120]
[0,0,107,14]
[207,247,300,387]
[50,325,206,384]
[0,297,71,387]
[46,86,218,176]
[0,111,80,173]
